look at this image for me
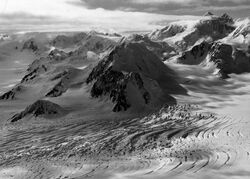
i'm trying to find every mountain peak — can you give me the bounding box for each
[221,13,231,19]
[86,41,186,112]
[220,13,234,23]
[10,100,66,122]
[204,12,214,16]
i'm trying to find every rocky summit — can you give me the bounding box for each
[87,41,186,111]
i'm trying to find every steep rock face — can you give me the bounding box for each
[208,42,250,78]
[176,41,212,65]
[89,69,150,112]
[87,42,186,112]
[209,43,233,78]
[10,100,66,122]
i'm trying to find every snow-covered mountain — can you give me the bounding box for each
[86,40,186,112]
[163,14,250,78]
[149,13,235,50]
[221,18,250,49]
[149,23,187,42]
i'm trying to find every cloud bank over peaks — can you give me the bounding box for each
[0,0,249,33]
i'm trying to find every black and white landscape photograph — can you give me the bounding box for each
[0,0,250,178]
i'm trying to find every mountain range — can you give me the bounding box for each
[0,12,249,123]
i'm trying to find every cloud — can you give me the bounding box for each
[132,0,249,4]
[131,0,196,4]
[0,0,249,33]
[0,13,54,24]
[0,12,94,33]
[80,0,250,17]
[0,0,202,33]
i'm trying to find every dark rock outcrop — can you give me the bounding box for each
[46,68,84,97]
[46,81,68,97]
[208,42,250,78]
[177,41,212,65]
[0,86,24,100]
[209,43,233,78]
[89,68,150,112]
[22,39,38,52]
[10,100,65,122]
[21,64,47,83]
[0,91,15,100]
[220,13,234,24]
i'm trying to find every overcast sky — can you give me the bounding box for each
[0,0,249,33]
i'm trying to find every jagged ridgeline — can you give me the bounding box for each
[149,12,235,51]
[86,41,187,112]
